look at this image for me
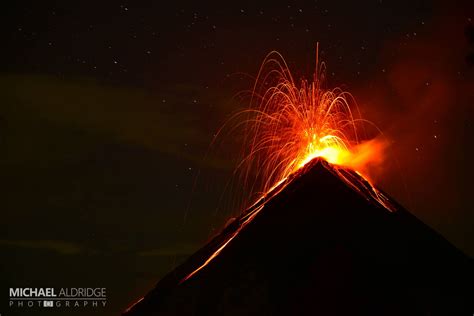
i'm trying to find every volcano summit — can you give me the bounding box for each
[124,158,473,315]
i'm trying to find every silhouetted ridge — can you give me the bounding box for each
[124,158,473,315]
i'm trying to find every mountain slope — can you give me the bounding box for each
[124,158,473,315]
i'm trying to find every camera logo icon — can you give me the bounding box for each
[43,301,54,307]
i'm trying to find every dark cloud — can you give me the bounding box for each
[0,239,88,255]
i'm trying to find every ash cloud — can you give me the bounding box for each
[355,3,474,255]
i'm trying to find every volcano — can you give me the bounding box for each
[123,159,473,315]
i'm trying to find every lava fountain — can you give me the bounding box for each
[220,45,386,208]
[181,46,392,283]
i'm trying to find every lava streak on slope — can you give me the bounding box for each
[180,158,395,284]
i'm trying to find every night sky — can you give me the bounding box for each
[2,1,473,315]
